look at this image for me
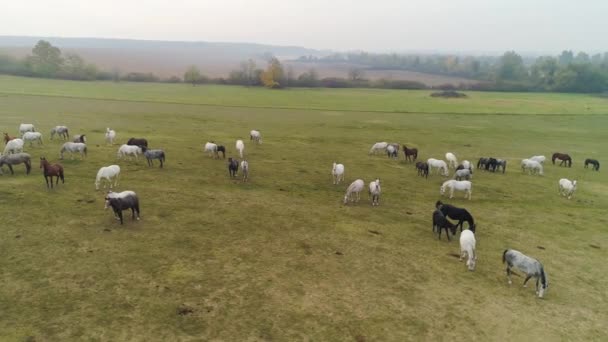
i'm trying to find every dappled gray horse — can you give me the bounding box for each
[50,126,69,140]
[503,249,548,298]
[141,146,166,168]
[0,153,32,175]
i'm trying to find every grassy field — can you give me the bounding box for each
[0,77,607,341]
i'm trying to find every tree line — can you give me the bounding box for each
[1,40,607,93]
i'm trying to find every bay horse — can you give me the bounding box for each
[584,158,599,171]
[402,145,418,162]
[3,132,16,144]
[552,153,572,167]
[40,157,64,188]
[127,137,148,148]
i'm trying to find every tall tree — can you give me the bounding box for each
[260,57,284,88]
[27,40,63,77]
[496,51,527,81]
[183,65,202,86]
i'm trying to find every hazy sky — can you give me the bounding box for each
[2,0,606,53]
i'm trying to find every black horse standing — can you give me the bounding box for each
[436,200,476,232]
[105,193,140,225]
[228,158,239,178]
[584,158,600,171]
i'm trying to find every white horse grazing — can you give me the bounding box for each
[530,155,546,164]
[440,180,472,200]
[344,179,365,204]
[428,158,449,176]
[19,123,35,135]
[558,178,577,199]
[60,142,87,160]
[462,160,473,170]
[250,130,262,144]
[503,249,548,298]
[105,128,116,145]
[50,126,69,140]
[241,160,249,181]
[236,139,245,158]
[521,159,543,175]
[3,139,24,155]
[95,165,121,190]
[204,142,218,158]
[332,162,345,185]
[459,230,477,271]
[117,144,141,161]
[22,132,43,146]
[445,152,458,169]
[369,142,388,155]
[368,179,381,206]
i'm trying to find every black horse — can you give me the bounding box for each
[127,137,149,148]
[495,159,507,173]
[552,153,572,167]
[217,145,226,159]
[477,157,489,170]
[416,161,429,178]
[433,209,457,241]
[105,193,140,225]
[228,157,239,178]
[584,158,599,171]
[436,200,476,233]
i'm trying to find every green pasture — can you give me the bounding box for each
[0,77,607,341]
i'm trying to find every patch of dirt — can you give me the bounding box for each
[430,90,467,98]
[589,244,600,249]
[298,241,312,255]
[103,228,111,232]
[177,304,194,316]
[355,335,366,342]
[406,211,413,215]
[368,230,382,235]
[447,253,461,259]
[537,246,546,250]
[335,251,343,256]
[15,234,21,239]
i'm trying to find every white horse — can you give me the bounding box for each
[344,179,365,204]
[530,155,546,164]
[369,179,381,206]
[369,142,388,155]
[241,160,249,181]
[445,152,458,169]
[117,144,141,161]
[236,139,245,158]
[332,162,345,185]
[521,159,543,175]
[105,128,116,145]
[22,132,43,146]
[428,158,449,176]
[459,230,477,271]
[558,178,577,199]
[50,126,69,140]
[440,180,472,200]
[462,160,473,170]
[19,123,35,135]
[60,142,87,160]
[250,130,262,144]
[95,165,121,190]
[3,138,24,155]
[204,142,218,158]
[503,249,548,298]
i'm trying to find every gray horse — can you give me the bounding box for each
[503,249,548,298]
[50,126,69,140]
[0,153,32,175]
[141,146,166,168]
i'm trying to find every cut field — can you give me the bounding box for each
[0,77,607,341]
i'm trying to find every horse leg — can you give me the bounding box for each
[118,210,124,224]
[506,267,512,284]
[523,275,532,287]
[8,164,14,175]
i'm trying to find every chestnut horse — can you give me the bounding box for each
[3,133,16,144]
[40,157,65,188]
[552,153,572,167]
[403,145,418,162]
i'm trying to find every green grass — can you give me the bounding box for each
[0,77,607,341]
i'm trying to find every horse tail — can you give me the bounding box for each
[503,160,507,173]
[540,265,547,287]
[502,249,509,264]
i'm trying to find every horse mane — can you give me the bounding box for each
[502,249,509,264]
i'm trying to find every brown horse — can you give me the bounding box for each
[403,145,418,162]
[3,132,16,145]
[552,153,572,167]
[40,157,65,188]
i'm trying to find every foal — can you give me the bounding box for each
[40,157,64,189]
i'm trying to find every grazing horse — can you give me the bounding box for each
[236,140,245,158]
[427,158,449,176]
[0,153,31,175]
[460,230,477,271]
[3,139,24,155]
[521,159,543,175]
[105,128,116,145]
[332,162,345,184]
[416,161,429,178]
[22,132,43,146]
[440,180,472,200]
[117,144,141,161]
[216,145,226,159]
[485,157,498,172]
[250,130,262,144]
[95,165,120,190]
[477,157,489,170]
[503,249,548,298]
[241,160,249,181]
[530,155,546,164]
[462,160,473,171]
[445,152,458,169]
[344,179,365,204]
[368,179,381,206]
[3,132,16,144]
[495,159,507,173]
[387,144,398,159]
[558,178,577,199]
[40,157,64,188]
[432,209,457,241]
[141,146,166,168]
[50,126,69,140]
[369,142,388,155]
[228,157,239,178]
[436,201,476,232]
[402,145,418,162]
[204,142,218,158]
[453,168,472,181]
[73,134,86,143]
[104,191,140,225]
[19,123,35,135]
[584,158,600,171]
[552,153,572,167]
[60,142,87,160]
[127,137,148,148]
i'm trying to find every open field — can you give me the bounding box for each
[1,77,607,341]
